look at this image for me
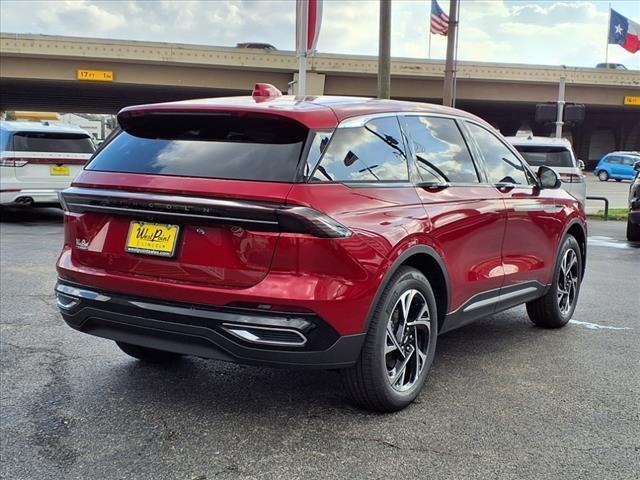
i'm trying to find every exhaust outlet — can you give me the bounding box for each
[15,197,34,206]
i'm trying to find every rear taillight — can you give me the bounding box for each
[278,206,352,238]
[559,173,584,183]
[59,188,352,239]
[0,157,86,166]
[0,158,28,167]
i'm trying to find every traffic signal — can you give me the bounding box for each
[535,103,585,125]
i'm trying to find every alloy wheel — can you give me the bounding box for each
[385,289,431,392]
[557,249,579,315]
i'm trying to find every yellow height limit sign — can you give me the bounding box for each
[77,69,114,82]
[624,96,640,106]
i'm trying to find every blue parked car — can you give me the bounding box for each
[594,152,640,182]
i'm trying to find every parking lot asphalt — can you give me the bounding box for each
[1,208,639,480]
[584,174,633,213]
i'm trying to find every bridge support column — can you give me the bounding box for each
[291,72,325,96]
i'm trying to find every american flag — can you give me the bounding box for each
[430,0,449,36]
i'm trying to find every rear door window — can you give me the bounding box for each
[466,123,529,185]
[514,146,574,168]
[87,112,308,182]
[310,116,408,182]
[12,132,94,153]
[400,115,479,183]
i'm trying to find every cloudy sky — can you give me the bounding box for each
[1,0,638,69]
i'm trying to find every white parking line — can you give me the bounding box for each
[569,319,632,331]
[587,236,633,250]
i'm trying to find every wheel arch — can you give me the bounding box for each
[363,245,450,334]
[564,219,587,278]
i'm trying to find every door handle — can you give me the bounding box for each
[495,182,516,191]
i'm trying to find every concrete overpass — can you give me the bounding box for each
[1,33,639,163]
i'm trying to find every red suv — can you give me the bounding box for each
[56,85,586,412]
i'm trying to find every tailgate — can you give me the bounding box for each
[61,110,318,289]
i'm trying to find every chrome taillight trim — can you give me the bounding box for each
[69,203,279,226]
[60,187,351,238]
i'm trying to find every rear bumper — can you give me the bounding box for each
[55,281,365,369]
[0,188,63,206]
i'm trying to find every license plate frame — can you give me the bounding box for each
[50,165,70,176]
[125,221,180,258]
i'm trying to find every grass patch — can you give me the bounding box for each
[587,208,628,221]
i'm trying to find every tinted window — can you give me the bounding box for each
[302,130,332,179]
[12,132,94,153]
[87,113,308,182]
[514,146,574,168]
[466,123,529,185]
[606,156,621,164]
[622,156,635,166]
[311,116,408,182]
[401,116,478,183]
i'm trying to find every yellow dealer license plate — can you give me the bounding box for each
[50,166,70,176]
[125,221,179,257]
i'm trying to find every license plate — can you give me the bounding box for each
[125,221,179,257]
[50,166,70,176]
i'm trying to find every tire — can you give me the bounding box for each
[526,235,582,328]
[627,219,640,242]
[116,341,183,363]
[598,170,609,181]
[341,266,438,412]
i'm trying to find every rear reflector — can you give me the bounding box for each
[59,187,351,238]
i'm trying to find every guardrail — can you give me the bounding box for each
[586,196,609,221]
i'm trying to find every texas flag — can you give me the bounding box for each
[608,9,640,54]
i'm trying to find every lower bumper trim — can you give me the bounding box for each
[56,281,365,369]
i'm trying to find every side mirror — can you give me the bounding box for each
[634,161,640,172]
[538,165,561,189]
[577,159,585,170]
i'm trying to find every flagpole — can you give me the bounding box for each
[428,30,432,59]
[452,0,460,107]
[605,3,611,64]
[442,0,459,107]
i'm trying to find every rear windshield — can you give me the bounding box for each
[12,132,95,153]
[87,112,308,182]
[514,145,574,168]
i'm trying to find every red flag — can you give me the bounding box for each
[296,0,323,54]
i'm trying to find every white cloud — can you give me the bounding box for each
[0,0,637,69]
[26,0,127,33]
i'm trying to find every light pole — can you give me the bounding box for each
[377,0,391,99]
